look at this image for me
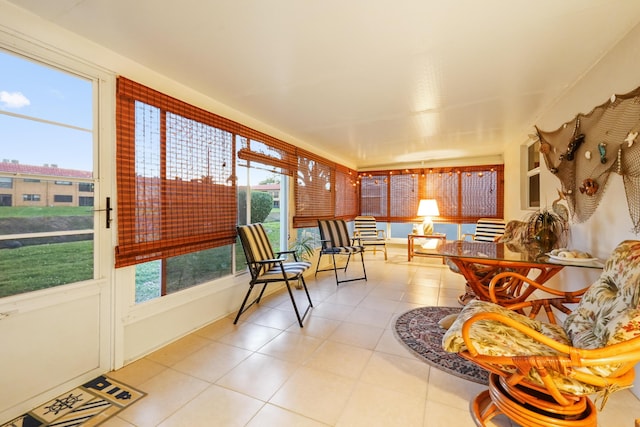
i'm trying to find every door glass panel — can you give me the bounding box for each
[0,50,94,298]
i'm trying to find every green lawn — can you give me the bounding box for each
[0,205,284,300]
[0,240,93,298]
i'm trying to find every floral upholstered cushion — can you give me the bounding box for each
[607,308,640,345]
[564,240,640,349]
[442,300,600,394]
[442,300,570,356]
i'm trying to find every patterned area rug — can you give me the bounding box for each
[394,306,489,385]
[2,375,145,426]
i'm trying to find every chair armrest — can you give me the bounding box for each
[254,258,284,265]
[276,249,300,262]
[461,233,475,241]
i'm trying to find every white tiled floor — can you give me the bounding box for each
[106,247,639,426]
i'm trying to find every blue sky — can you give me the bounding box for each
[0,49,93,171]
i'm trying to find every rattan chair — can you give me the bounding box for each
[236,223,313,327]
[443,240,640,427]
[315,219,367,285]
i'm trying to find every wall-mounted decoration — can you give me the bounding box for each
[535,86,640,233]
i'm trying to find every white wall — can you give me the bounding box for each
[504,22,640,398]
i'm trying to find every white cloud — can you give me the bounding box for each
[0,91,31,109]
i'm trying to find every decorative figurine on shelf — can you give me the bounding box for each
[566,133,585,161]
[579,178,599,196]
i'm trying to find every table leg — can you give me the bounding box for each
[447,258,564,306]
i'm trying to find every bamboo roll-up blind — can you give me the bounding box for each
[360,165,503,223]
[293,149,334,228]
[334,164,358,220]
[116,77,237,267]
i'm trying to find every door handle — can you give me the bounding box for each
[94,197,113,228]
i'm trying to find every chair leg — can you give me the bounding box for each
[234,283,257,324]
[359,250,367,281]
[314,252,324,277]
[283,276,313,327]
[343,253,352,271]
[299,275,313,308]
[331,253,341,285]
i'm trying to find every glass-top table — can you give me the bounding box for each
[434,240,603,306]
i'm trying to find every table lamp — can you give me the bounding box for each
[417,199,439,235]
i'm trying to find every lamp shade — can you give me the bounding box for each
[417,199,439,217]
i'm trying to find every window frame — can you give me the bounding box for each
[522,139,541,209]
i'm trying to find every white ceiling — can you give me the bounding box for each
[9,0,640,169]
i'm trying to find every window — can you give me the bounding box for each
[115,77,236,269]
[22,194,41,201]
[523,139,541,209]
[293,149,358,228]
[55,180,72,185]
[0,49,95,298]
[79,182,93,192]
[118,78,358,303]
[360,173,388,218]
[294,149,333,228]
[118,78,239,303]
[360,165,504,223]
[334,165,358,220]
[54,195,73,203]
[79,196,93,206]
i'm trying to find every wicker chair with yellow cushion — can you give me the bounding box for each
[443,240,640,427]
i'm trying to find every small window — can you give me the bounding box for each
[79,182,94,192]
[22,194,41,201]
[55,181,73,185]
[54,195,73,203]
[79,196,94,206]
[0,177,12,188]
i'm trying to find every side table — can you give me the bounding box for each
[408,234,446,261]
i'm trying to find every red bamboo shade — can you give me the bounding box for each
[334,164,358,220]
[360,165,503,223]
[116,77,238,267]
[293,148,334,228]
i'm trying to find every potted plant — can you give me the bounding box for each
[524,208,568,253]
[289,232,315,261]
[289,232,316,288]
